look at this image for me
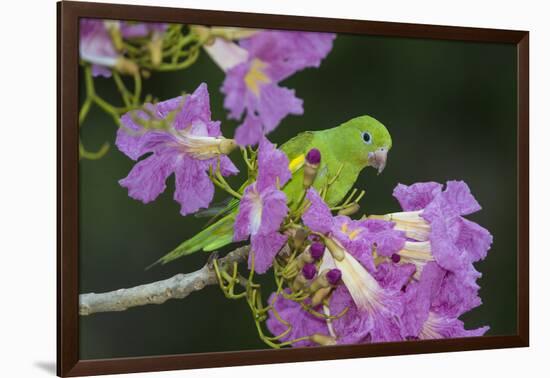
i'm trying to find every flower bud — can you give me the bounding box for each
[310,333,337,346]
[291,263,317,291]
[309,242,325,261]
[115,57,139,76]
[141,69,151,79]
[148,34,163,67]
[287,241,324,276]
[191,25,214,44]
[311,286,332,307]
[302,263,317,280]
[105,21,123,51]
[326,269,342,285]
[210,26,260,40]
[306,148,321,165]
[291,227,308,250]
[324,237,346,261]
[286,248,314,276]
[337,203,360,216]
[309,268,341,292]
[291,274,307,291]
[303,148,321,188]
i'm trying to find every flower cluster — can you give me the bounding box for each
[79,22,335,161]
[116,83,238,215]
[79,19,167,77]
[234,137,291,274]
[205,29,336,145]
[80,19,123,78]
[265,180,492,345]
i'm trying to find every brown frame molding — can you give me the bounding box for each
[57,1,529,376]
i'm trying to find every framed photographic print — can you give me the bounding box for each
[57,1,529,376]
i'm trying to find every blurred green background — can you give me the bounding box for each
[78,28,517,360]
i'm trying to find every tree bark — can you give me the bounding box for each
[79,245,249,316]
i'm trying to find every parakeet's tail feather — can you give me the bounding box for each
[193,197,233,218]
[202,198,240,227]
[148,213,236,268]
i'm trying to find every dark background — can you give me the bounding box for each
[78,28,517,359]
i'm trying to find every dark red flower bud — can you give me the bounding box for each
[309,242,325,261]
[304,149,321,188]
[327,269,342,285]
[306,148,321,165]
[302,263,317,280]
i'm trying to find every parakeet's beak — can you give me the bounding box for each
[368,147,388,174]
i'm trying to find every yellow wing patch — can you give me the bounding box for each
[289,154,305,173]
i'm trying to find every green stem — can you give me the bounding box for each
[79,140,110,160]
[78,98,93,125]
[240,147,254,171]
[84,65,95,97]
[92,96,120,122]
[133,72,142,105]
[153,48,200,71]
[112,72,132,107]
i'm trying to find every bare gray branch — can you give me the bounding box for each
[79,245,249,316]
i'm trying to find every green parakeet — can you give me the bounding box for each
[154,115,392,266]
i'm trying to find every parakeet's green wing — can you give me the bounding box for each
[280,131,315,162]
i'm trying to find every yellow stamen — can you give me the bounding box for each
[348,229,361,240]
[339,222,361,240]
[244,59,270,96]
[341,223,348,233]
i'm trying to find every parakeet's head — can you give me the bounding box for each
[333,115,392,174]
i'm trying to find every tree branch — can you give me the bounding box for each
[79,245,250,316]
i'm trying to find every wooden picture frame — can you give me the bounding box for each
[57,1,529,376]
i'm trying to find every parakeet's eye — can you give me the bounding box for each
[362,132,372,144]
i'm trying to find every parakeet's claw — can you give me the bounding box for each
[368,147,389,174]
